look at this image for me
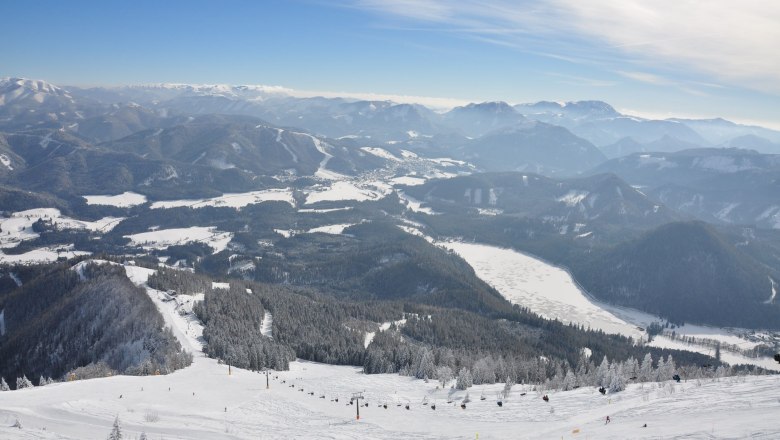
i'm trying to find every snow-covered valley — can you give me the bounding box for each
[440,241,780,372]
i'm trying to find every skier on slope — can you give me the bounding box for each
[605,416,611,424]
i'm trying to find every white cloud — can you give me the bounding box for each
[351,0,780,95]
[277,87,472,110]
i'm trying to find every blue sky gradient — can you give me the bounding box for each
[1,0,778,127]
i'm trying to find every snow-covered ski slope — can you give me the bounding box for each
[2,261,780,439]
[2,354,780,438]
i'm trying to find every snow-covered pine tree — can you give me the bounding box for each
[16,375,33,389]
[0,377,9,391]
[606,363,616,389]
[38,375,46,387]
[664,355,676,378]
[107,416,122,440]
[415,347,435,380]
[609,364,625,392]
[639,353,653,382]
[575,355,592,388]
[655,356,666,381]
[139,432,147,440]
[562,369,576,391]
[596,355,610,387]
[436,365,453,388]
[472,357,496,385]
[503,376,515,397]
[626,356,640,379]
[456,367,473,390]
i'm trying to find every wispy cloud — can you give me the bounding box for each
[617,71,711,97]
[347,0,780,95]
[546,72,616,88]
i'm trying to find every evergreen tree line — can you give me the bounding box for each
[193,283,295,371]
[0,262,191,388]
[364,321,759,392]
[147,266,212,295]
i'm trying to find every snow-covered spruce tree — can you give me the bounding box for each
[472,357,496,385]
[503,376,515,397]
[639,353,654,382]
[139,432,148,440]
[655,356,666,382]
[662,355,676,379]
[38,375,46,387]
[0,377,9,391]
[16,375,33,389]
[562,370,576,391]
[414,347,435,380]
[436,365,453,388]
[456,367,473,390]
[626,356,640,379]
[107,416,122,440]
[609,364,625,392]
[575,355,593,388]
[596,356,610,388]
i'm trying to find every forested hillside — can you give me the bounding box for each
[0,262,191,386]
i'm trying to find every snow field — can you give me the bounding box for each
[124,227,232,254]
[0,154,13,170]
[305,181,388,204]
[397,191,438,215]
[4,358,780,439]
[390,175,427,186]
[441,241,644,339]
[149,188,295,210]
[82,192,147,208]
[0,208,123,249]
[0,245,90,265]
[306,223,357,235]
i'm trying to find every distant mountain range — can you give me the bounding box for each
[5,77,779,153]
[3,76,780,331]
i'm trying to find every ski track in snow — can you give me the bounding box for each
[261,311,273,339]
[765,277,777,304]
[304,133,346,180]
[276,129,299,164]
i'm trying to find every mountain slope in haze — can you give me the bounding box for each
[600,135,705,159]
[723,134,780,154]
[102,114,386,177]
[453,122,606,175]
[404,171,676,232]
[670,118,780,146]
[515,100,708,147]
[590,148,780,187]
[441,101,527,138]
[0,127,266,199]
[575,221,780,328]
[0,78,104,132]
[591,148,780,228]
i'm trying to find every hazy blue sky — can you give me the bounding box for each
[2,0,778,127]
